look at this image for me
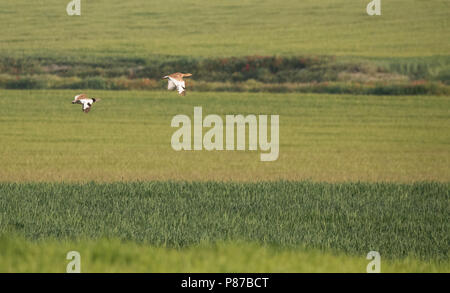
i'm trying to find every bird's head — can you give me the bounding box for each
[183,73,193,78]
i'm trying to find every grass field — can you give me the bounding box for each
[0,0,449,58]
[1,90,448,272]
[0,181,448,270]
[0,0,448,274]
[1,236,448,273]
[0,90,448,182]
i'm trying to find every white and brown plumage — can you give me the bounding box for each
[163,72,192,96]
[71,94,100,113]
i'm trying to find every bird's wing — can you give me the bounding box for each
[168,77,184,89]
[177,81,186,95]
[168,73,184,81]
[168,77,186,95]
[73,94,88,102]
[167,79,176,90]
[80,99,92,113]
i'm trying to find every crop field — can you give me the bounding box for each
[0,0,449,58]
[1,181,448,261]
[0,90,449,183]
[0,0,449,274]
[0,90,449,272]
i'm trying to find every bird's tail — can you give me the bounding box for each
[182,73,192,78]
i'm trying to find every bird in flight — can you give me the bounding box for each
[71,94,100,113]
[163,72,192,96]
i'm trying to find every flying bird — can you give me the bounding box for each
[71,94,100,113]
[163,72,192,96]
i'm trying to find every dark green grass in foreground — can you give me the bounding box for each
[0,181,448,262]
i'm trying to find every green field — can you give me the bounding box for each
[1,236,447,273]
[2,1,449,95]
[0,0,448,58]
[0,90,448,182]
[2,90,448,272]
[1,0,449,274]
[1,181,448,272]
[1,181,448,260]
